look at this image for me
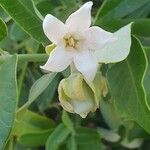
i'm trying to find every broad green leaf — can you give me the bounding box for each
[17,72,57,116]
[0,6,8,20]
[28,73,57,104]
[46,123,71,150]
[14,110,55,136]
[37,73,61,111]
[131,19,150,38]
[35,0,60,17]
[67,135,77,150]
[125,3,150,19]
[0,55,18,149]
[96,0,150,21]
[0,37,14,53]
[107,36,150,133]
[74,127,101,150]
[10,23,28,41]
[31,0,44,21]
[18,129,54,147]
[13,110,55,147]
[144,50,150,107]
[0,0,48,44]
[100,100,122,130]
[0,18,7,41]
[128,123,150,140]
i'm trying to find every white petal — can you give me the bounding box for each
[85,26,116,50]
[95,23,132,63]
[65,1,93,32]
[40,46,72,72]
[73,50,98,81]
[70,98,94,118]
[43,14,66,44]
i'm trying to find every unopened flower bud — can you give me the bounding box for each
[58,73,101,118]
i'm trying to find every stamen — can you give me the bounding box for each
[63,35,79,49]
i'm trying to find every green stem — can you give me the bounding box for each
[18,53,48,62]
[0,53,48,64]
[9,137,14,150]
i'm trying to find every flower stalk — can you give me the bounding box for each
[0,54,48,64]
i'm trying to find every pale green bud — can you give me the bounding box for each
[58,73,102,118]
[45,43,56,55]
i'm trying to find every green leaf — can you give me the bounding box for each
[96,0,150,21]
[74,127,101,150]
[17,73,57,116]
[10,23,28,41]
[37,73,61,111]
[100,100,122,130]
[125,3,150,19]
[0,0,48,44]
[62,110,75,133]
[0,17,7,41]
[107,36,150,133]
[18,129,54,147]
[35,0,60,17]
[28,73,57,104]
[144,50,150,107]
[46,123,71,150]
[67,135,77,150]
[0,55,18,149]
[31,0,44,21]
[13,110,55,147]
[14,110,55,137]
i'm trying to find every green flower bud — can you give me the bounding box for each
[58,73,102,118]
[45,43,56,55]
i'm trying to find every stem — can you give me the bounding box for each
[16,102,29,114]
[18,54,48,63]
[0,53,48,64]
[9,137,14,150]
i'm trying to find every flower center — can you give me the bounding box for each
[63,35,79,49]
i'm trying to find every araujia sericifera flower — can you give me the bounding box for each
[41,1,132,81]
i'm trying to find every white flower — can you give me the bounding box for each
[41,1,132,81]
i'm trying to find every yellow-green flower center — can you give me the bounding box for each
[63,35,79,48]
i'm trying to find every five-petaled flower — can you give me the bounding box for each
[41,1,132,81]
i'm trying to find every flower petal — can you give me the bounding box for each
[65,1,93,32]
[95,23,132,63]
[43,14,66,44]
[70,98,94,118]
[85,26,115,50]
[40,46,72,72]
[58,80,74,113]
[73,49,98,81]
